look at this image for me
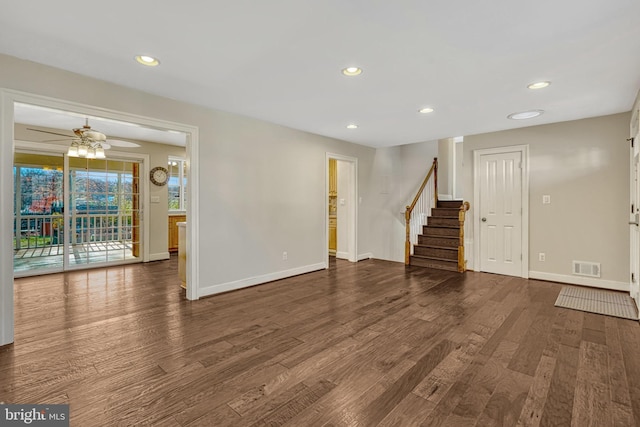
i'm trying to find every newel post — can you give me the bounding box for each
[458,201,470,272]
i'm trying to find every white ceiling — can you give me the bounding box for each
[1,0,639,148]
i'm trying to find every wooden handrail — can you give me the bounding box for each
[407,158,438,213]
[405,158,438,265]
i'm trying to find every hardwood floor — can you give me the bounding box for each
[1,257,639,426]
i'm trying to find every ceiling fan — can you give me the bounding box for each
[27,119,111,158]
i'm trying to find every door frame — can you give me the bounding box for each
[1,89,200,346]
[325,153,358,266]
[473,144,530,278]
[630,132,640,310]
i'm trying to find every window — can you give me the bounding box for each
[168,157,187,211]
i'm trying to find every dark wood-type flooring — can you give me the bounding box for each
[1,257,640,426]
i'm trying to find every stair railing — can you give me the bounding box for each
[405,158,438,265]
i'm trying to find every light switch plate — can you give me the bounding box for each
[151,196,160,203]
[542,195,551,204]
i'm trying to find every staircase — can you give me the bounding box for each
[410,200,465,272]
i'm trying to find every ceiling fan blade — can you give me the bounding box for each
[26,128,74,138]
[42,138,71,142]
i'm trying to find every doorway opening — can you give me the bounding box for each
[325,153,358,266]
[1,89,200,346]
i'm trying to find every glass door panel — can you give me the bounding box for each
[13,152,65,275]
[67,158,141,268]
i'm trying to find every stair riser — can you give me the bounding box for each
[423,226,459,237]
[410,256,459,271]
[413,246,458,260]
[437,200,463,209]
[431,208,459,218]
[418,235,459,248]
[428,217,459,227]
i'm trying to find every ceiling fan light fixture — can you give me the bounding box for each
[67,144,79,157]
[67,118,110,159]
[95,145,106,159]
[135,55,160,67]
[77,144,89,157]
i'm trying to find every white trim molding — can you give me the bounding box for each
[529,271,629,292]
[0,90,15,346]
[198,263,326,298]
[358,253,373,261]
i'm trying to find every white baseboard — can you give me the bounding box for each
[336,251,349,260]
[198,262,326,298]
[149,252,170,261]
[438,194,453,200]
[529,271,629,292]
[358,253,373,261]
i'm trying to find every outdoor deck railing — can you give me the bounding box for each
[13,213,134,251]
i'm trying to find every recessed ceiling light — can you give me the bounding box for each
[135,55,160,67]
[419,107,434,114]
[527,81,550,90]
[346,124,358,129]
[507,110,544,120]
[342,67,362,77]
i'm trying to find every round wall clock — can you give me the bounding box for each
[150,166,169,186]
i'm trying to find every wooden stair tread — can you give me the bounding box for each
[411,254,457,263]
[424,225,460,229]
[414,244,458,251]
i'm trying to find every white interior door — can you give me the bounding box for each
[630,138,640,309]
[479,150,523,276]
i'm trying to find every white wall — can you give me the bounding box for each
[463,113,631,287]
[454,140,463,199]
[367,140,439,262]
[0,53,379,311]
[437,138,454,199]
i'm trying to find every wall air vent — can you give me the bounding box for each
[572,261,601,278]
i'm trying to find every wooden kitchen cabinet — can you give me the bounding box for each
[168,215,186,252]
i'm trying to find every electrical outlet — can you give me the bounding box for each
[539,252,546,262]
[542,195,551,204]
[282,251,287,261]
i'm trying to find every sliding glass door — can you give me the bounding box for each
[14,151,142,276]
